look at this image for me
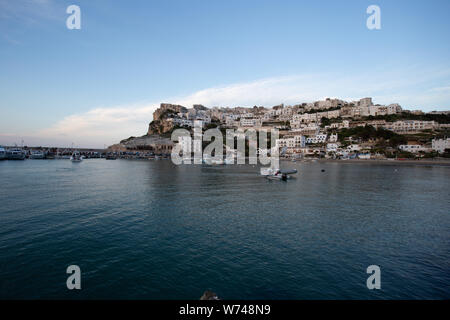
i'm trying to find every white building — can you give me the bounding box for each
[292,113,318,124]
[398,144,430,153]
[343,120,350,128]
[432,138,450,153]
[387,103,402,114]
[225,114,240,126]
[383,120,436,133]
[368,105,388,116]
[276,135,306,149]
[326,143,339,152]
[241,112,255,118]
[347,144,361,152]
[359,97,373,107]
[329,133,338,142]
[170,118,194,127]
[240,118,262,127]
[306,134,327,144]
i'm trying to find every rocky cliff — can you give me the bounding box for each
[148,103,187,135]
[153,103,187,121]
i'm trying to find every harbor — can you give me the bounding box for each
[2,144,450,169]
[2,0,450,306]
[0,158,449,299]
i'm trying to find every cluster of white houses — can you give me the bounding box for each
[273,132,448,157]
[162,98,445,133]
[155,98,449,157]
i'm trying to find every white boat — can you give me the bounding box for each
[30,150,45,159]
[0,146,6,160]
[260,167,278,176]
[260,166,298,180]
[260,146,297,180]
[6,148,26,160]
[70,151,83,162]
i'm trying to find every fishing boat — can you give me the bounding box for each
[45,151,55,159]
[70,151,83,162]
[105,153,117,160]
[6,148,26,160]
[0,146,6,160]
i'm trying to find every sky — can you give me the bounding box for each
[0,0,450,148]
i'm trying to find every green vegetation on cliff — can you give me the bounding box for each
[338,125,407,147]
[362,112,450,124]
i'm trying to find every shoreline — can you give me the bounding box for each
[3,156,450,167]
[295,158,450,166]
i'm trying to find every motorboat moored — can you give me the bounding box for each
[105,153,117,160]
[6,148,26,160]
[0,146,6,160]
[30,150,45,159]
[70,151,83,162]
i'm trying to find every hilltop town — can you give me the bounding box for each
[111,98,450,159]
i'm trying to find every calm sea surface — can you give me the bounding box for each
[0,159,449,299]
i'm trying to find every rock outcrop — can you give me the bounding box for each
[152,103,187,121]
[109,134,173,154]
[148,103,187,135]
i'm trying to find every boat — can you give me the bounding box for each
[56,155,70,159]
[105,153,117,160]
[260,167,297,181]
[6,148,26,160]
[260,146,297,180]
[45,152,55,159]
[30,150,45,159]
[70,151,83,162]
[0,146,6,160]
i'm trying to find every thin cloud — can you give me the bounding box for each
[0,0,59,21]
[2,70,449,148]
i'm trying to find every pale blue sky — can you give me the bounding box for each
[1,0,450,147]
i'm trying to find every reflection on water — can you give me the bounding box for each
[0,159,449,299]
